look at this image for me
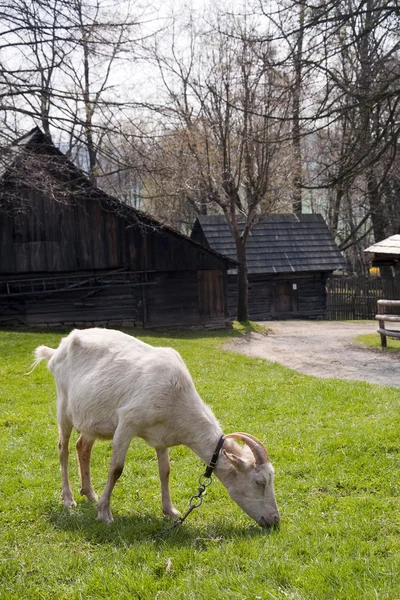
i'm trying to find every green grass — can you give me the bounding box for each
[356,332,400,352]
[1,327,400,599]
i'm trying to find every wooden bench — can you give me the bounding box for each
[375,299,400,348]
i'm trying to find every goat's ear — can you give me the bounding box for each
[222,449,251,472]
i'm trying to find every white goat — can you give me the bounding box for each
[33,328,279,527]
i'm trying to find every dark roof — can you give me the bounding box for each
[1,127,237,269]
[192,214,347,274]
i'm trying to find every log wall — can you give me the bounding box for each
[228,272,328,320]
[0,270,230,329]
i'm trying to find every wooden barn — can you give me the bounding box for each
[0,128,236,328]
[191,214,347,320]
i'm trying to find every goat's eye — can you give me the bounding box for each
[255,477,266,487]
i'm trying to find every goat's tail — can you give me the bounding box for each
[26,345,56,375]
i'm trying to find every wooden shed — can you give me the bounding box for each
[0,128,236,328]
[365,235,400,273]
[191,214,347,320]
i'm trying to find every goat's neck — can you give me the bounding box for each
[186,427,238,488]
[186,427,224,466]
[182,393,239,485]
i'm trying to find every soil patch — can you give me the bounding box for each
[225,320,400,387]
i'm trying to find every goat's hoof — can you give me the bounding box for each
[63,498,77,509]
[97,514,113,525]
[97,507,113,524]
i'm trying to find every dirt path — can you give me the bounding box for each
[225,320,400,387]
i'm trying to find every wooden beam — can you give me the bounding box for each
[377,299,400,307]
[377,327,400,339]
[374,314,400,322]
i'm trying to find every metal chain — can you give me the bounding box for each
[147,472,214,540]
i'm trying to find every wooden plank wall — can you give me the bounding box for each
[228,272,327,320]
[296,275,327,316]
[0,183,233,329]
[0,282,145,326]
[0,188,230,275]
[198,270,225,316]
[145,271,228,328]
[0,270,230,329]
[228,275,272,320]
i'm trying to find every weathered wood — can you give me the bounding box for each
[374,314,400,322]
[327,275,400,320]
[377,300,387,348]
[377,327,400,338]
[227,272,326,320]
[0,268,228,328]
[376,299,400,349]
[377,299,400,306]
[199,270,224,316]
[192,214,344,321]
[1,191,232,274]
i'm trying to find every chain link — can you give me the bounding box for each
[147,471,214,540]
[146,435,225,540]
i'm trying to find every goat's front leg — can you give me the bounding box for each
[97,423,132,524]
[156,447,179,518]
[58,426,76,509]
[76,435,98,502]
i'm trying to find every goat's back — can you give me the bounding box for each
[46,328,201,442]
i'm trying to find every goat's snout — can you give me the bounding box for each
[258,513,280,528]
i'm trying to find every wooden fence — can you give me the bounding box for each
[326,275,400,320]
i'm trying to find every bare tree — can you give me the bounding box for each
[259,0,400,270]
[0,0,72,140]
[58,0,142,183]
[148,11,291,320]
[310,0,400,268]
[0,0,147,185]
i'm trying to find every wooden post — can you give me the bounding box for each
[377,300,387,349]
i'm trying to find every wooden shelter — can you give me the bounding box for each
[0,128,236,328]
[364,235,400,272]
[191,214,347,320]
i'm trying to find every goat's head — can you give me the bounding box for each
[221,432,279,528]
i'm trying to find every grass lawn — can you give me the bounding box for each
[1,327,399,599]
[356,332,400,353]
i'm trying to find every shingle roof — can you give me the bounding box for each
[192,214,347,274]
[365,235,400,255]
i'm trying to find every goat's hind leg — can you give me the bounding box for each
[58,424,77,509]
[76,434,98,502]
[156,447,179,518]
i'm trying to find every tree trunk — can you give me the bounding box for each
[367,169,393,281]
[291,0,305,214]
[40,93,52,140]
[235,236,249,322]
[368,170,389,243]
[330,186,343,237]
